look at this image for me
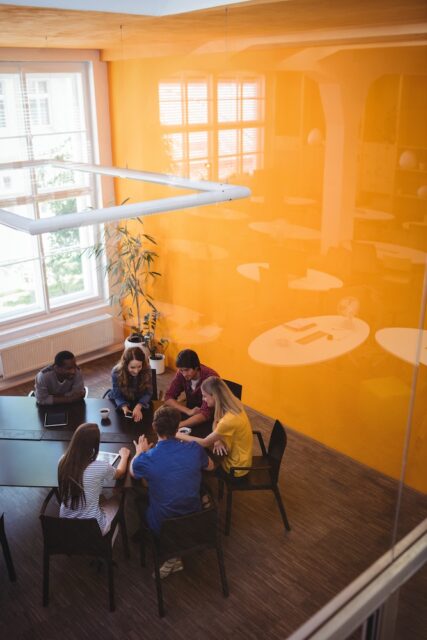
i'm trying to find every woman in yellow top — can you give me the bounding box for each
[176,376,253,478]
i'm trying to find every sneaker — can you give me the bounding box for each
[201,493,212,509]
[153,557,184,580]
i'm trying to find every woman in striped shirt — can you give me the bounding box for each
[58,423,130,535]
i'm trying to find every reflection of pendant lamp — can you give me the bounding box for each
[399,150,417,169]
[307,128,323,145]
[0,159,250,235]
[417,185,427,199]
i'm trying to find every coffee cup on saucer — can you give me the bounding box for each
[178,427,192,435]
[100,407,110,420]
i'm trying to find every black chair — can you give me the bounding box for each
[218,419,291,536]
[103,369,158,402]
[0,513,17,582]
[39,489,129,611]
[139,504,229,617]
[223,379,242,400]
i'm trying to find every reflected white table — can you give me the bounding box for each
[250,219,320,240]
[375,328,427,366]
[288,269,343,291]
[402,220,427,230]
[354,208,394,221]
[361,241,427,266]
[248,315,370,366]
[237,262,269,282]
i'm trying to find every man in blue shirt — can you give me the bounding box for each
[130,405,214,578]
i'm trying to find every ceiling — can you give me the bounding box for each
[0,0,426,59]
[0,0,258,17]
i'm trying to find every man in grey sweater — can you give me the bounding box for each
[35,350,85,405]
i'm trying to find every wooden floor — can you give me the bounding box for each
[1,354,426,639]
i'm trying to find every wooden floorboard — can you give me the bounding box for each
[0,354,426,639]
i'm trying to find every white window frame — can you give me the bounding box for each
[0,50,114,341]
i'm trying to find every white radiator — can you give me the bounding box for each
[0,314,117,380]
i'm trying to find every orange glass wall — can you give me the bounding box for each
[107,43,427,493]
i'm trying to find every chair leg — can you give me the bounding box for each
[42,550,49,606]
[0,516,16,582]
[216,543,229,598]
[107,555,115,612]
[119,514,130,559]
[272,486,291,531]
[152,549,165,617]
[224,488,233,536]
[218,478,224,501]
[139,537,146,567]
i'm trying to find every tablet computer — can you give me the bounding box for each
[44,411,68,428]
[97,451,120,466]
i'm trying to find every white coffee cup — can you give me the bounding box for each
[178,427,192,435]
[100,407,110,419]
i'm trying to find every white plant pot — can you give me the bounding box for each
[149,354,165,375]
[124,336,150,362]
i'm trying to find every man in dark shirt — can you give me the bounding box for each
[35,350,85,405]
[164,349,218,430]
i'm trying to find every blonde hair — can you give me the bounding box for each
[201,376,242,422]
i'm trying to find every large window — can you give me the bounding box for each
[0,62,104,325]
[159,75,264,181]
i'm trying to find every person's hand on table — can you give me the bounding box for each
[213,440,227,456]
[186,406,200,416]
[132,404,143,422]
[133,434,153,456]
[119,446,130,460]
[122,405,132,418]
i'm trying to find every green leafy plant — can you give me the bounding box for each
[143,310,169,360]
[89,211,160,336]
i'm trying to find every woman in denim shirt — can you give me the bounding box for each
[109,348,152,422]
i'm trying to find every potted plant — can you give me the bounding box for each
[88,212,161,355]
[143,310,169,374]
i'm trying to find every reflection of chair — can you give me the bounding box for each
[382,255,412,284]
[0,513,17,582]
[40,489,129,612]
[358,376,411,434]
[29,387,89,398]
[223,379,242,400]
[103,369,158,402]
[350,242,380,283]
[218,420,291,536]
[140,504,228,617]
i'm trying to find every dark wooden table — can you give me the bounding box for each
[0,397,154,487]
[0,396,153,443]
[0,440,125,487]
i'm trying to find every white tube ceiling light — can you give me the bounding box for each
[0,159,251,235]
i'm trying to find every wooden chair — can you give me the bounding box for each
[139,503,229,617]
[39,489,129,611]
[103,369,158,402]
[223,379,242,400]
[218,419,291,536]
[0,513,17,582]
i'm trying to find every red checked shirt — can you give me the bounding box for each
[164,364,219,420]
